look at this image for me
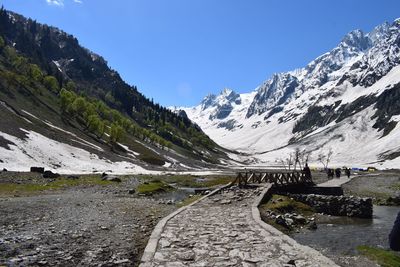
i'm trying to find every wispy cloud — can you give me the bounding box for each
[46,0,64,6]
[45,0,82,6]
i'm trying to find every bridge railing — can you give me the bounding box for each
[231,170,314,187]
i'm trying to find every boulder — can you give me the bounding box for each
[2,168,7,172]
[275,215,291,229]
[42,170,60,178]
[67,175,79,180]
[128,189,135,194]
[293,215,307,224]
[308,221,318,230]
[285,217,294,226]
[31,167,45,173]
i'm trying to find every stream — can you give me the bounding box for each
[291,205,399,255]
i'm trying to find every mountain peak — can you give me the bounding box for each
[218,88,240,103]
[368,22,391,45]
[200,93,217,110]
[340,29,370,51]
[220,87,233,96]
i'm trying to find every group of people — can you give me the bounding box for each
[326,167,351,179]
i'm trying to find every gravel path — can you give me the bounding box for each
[144,186,337,267]
[317,176,351,187]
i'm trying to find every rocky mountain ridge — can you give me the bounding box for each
[181,19,400,168]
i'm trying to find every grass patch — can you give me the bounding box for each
[357,245,400,267]
[177,195,203,207]
[390,183,400,191]
[139,174,234,188]
[0,175,112,196]
[259,194,315,234]
[136,180,173,195]
[356,190,391,204]
[261,194,315,215]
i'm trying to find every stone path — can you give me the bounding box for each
[318,176,352,187]
[140,186,337,266]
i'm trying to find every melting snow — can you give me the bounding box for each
[0,129,157,174]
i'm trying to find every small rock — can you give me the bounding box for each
[177,251,195,261]
[293,215,307,224]
[244,257,263,263]
[114,259,131,264]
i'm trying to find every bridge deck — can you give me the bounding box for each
[233,170,314,187]
[141,186,337,266]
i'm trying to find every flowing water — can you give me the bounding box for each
[292,205,399,255]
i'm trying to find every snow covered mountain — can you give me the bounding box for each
[181,20,400,168]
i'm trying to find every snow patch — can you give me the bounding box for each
[0,129,157,174]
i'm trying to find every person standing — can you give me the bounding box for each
[303,163,312,180]
[335,168,341,178]
[327,168,334,179]
[345,168,351,178]
[390,211,400,251]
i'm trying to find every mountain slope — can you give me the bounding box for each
[182,20,400,168]
[0,8,232,173]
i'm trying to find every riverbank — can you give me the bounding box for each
[260,169,400,267]
[342,169,400,205]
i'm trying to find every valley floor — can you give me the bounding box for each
[0,169,399,266]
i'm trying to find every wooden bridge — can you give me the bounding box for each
[231,170,314,187]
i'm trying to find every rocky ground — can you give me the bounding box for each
[0,173,177,266]
[342,169,400,205]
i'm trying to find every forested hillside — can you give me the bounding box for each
[0,8,231,172]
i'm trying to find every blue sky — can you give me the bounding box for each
[1,0,400,107]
